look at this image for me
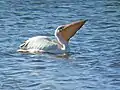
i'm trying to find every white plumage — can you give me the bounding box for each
[18,36,67,53]
[17,20,86,54]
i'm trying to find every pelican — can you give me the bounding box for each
[17,20,86,54]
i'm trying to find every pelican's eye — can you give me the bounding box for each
[57,25,64,32]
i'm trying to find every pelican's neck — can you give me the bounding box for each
[55,32,68,50]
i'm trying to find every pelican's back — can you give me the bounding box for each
[18,36,58,53]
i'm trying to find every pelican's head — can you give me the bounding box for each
[55,20,87,42]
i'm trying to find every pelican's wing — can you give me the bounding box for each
[19,36,58,51]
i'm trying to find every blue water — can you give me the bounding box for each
[0,0,120,90]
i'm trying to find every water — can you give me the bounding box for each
[0,0,120,90]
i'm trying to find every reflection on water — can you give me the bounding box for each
[0,0,120,90]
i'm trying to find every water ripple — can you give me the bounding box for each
[0,0,120,90]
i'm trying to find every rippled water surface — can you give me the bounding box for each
[0,0,120,90]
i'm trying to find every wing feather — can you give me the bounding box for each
[19,36,58,51]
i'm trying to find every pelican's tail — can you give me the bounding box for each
[17,40,29,53]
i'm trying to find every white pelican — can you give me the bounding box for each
[17,20,86,54]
